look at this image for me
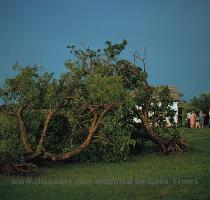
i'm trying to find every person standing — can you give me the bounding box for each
[208,109,210,128]
[186,111,191,128]
[190,111,196,128]
[195,113,200,128]
[199,111,205,128]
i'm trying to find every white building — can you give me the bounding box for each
[166,86,181,125]
[133,86,181,126]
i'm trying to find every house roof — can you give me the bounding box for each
[168,86,181,102]
[130,85,181,102]
[155,86,181,102]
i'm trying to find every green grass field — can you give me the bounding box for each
[0,128,210,200]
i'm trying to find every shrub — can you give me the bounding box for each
[0,114,23,160]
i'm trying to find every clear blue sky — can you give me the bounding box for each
[0,0,210,100]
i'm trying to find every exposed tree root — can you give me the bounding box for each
[0,152,38,176]
[164,135,189,154]
[12,163,38,176]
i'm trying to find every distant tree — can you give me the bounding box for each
[189,93,210,124]
[190,93,210,112]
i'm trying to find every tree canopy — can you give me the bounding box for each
[0,40,188,165]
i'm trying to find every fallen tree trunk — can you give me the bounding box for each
[138,113,188,154]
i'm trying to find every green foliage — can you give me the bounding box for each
[66,111,135,162]
[22,110,45,148]
[0,40,180,162]
[114,58,178,142]
[86,74,130,105]
[45,114,71,153]
[0,114,22,159]
[3,64,40,107]
[76,129,134,162]
[1,40,132,162]
[104,39,127,60]
[58,40,136,161]
[190,92,210,112]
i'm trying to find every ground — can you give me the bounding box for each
[0,128,210,200]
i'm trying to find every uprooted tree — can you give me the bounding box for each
[0,40,188,168]
[115,52,188,153]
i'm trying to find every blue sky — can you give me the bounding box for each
[0,0,210,100]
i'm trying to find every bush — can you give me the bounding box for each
[0,114,23,160]
[63,112,135,162]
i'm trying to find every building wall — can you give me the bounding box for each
[133,101,179,125]
[166,102,178,125]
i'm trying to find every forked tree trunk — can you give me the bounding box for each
[42,127,95,161]
[36,109,57,153]
[28,105,111,162]
[16,109,33,154]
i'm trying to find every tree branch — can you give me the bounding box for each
[16,102,33,154]
[39,105,111,161]
[36,99,71,153]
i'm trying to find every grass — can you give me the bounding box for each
[0,128,210,200]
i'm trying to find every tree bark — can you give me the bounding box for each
[16,107,33,154]
[44,127,95,161]
[36,99,71,153]
[36,109,57,152]
[139,113,167,152]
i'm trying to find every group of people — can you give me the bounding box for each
[186,110,208,128]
